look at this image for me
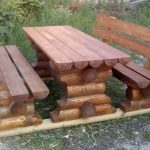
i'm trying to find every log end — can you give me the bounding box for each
[80,102,96,118]
[50,109,60,123]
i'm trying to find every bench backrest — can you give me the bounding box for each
[93,14,150,70]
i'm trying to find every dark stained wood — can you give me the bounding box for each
[64,26,131,66]
[6,45,49,99]
[0,47,29,101]
[32,61,49,70]
[23,26,131,70]
[36,27,89,70]
[44,26,103,68]
[94,27,150,58]
[147,59,150,70]
[23,28,73,71]
[126,62,150,80]
[96,14,150,42]
[113,63,150,89]
[80,102,96,118]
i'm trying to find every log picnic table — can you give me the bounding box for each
[23,25,131,122]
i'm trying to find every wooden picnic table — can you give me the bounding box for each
[23,25,131,122]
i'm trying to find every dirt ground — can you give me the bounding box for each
[0,114,150,150]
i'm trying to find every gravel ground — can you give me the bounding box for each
[0,114,150,150]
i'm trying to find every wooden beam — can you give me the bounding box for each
[0,108,150,138]
[96,14,150,42]
[94,28,150,58]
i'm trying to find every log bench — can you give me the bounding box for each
[94,14,150,112]
[0,45,49,131]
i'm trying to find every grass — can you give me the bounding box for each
[0,1,150,149]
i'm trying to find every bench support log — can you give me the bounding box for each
[49,64,116,122]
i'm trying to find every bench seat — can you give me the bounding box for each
[0,45,49,131]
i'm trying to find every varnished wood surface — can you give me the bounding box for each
[113,63,150,89]
[23,26,130,71]
[96,14,150,43]
[6,45,49,99]
[0,47,29,101]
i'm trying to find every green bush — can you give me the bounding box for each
[0,0,45,44]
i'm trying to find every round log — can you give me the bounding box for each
[50,104,116,122]
[59,70,112,85]
[81,68,97,82]
[0,113,42,131]
[67,83,106,98]
[0,91,10,106]
[126,87,142,101]
[80,102,96,118]
[0,102,35,118]
[11,102,35,115]
[57,94,111,110]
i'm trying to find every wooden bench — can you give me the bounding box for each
[0,45,49,131]
[94,14,150,112]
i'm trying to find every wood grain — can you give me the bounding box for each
[0,46,29,101]
[44,26,103,68]
[0,91,10,106]
[126,62,150,80]
[0,113,42,131]
[50,104,116,122]
[113,63,150,89]
[67,83,106,98]
[94,27,150,58]
[59,69,112,85]
[126,87,142,101]
[36,27,89,69]
[6,45,49,99]
[65,26,131,66]
[23,28,73,71]
[96,14,150,42]
[57,94,111,109]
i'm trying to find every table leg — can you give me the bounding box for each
[49,65,116,122]
[31,45,51,79]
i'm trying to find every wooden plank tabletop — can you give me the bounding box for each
[23,25,131,71]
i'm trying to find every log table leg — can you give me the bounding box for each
[49,64,116,122]
[31,42,51,79]
[120,86,150,112]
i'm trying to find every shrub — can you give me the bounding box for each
[0,0,45,44]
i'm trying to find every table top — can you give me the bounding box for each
[23,25,131,71]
